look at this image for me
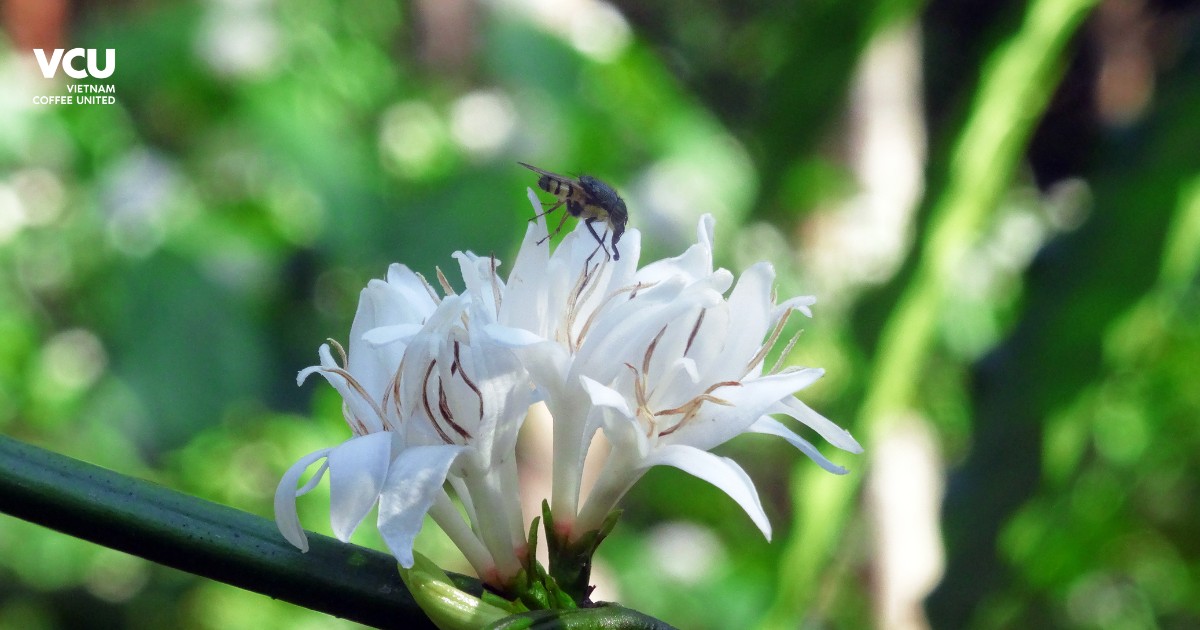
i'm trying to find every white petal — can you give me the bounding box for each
[327,432,395,541]
[683,302,728,366]
[296,342,339,386]
[296,461,329,496]
[710,262,776,379]
[362,324,423,346]
[773,396,863,454]
[354,265,439,339]
[579,375,645,452]
[579,375,634,417]
[573,283,717,385]
[749,416,849,474]
[634,214,716,285]
[454,339,531,467]
[500,193,554,329]
[641,444,772,540]
[484,326,571,397]
[482,323,545,348]
[775,294,817,319]
[296,364,323,387]
[704,268,735,294]
[274,447,334,552]
[635,242,710,285]
[299,344,386,434]
[422,294,471,331]
[669,367,825,451]
[527,188,550,237]
[696,214,715,252]
[377,445,467,568]
[453,251,506,323]
[347,286,407,400]
[651,357,702,403]
[381,263,441,317]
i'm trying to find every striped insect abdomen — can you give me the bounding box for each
[538,176,573,197]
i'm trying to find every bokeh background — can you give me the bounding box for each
[2,0,1199,628]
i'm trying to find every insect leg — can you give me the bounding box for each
[583,217,613,260]
[583,227,613,269]
[602,226,620,261]
[528,199,564,221]
[584,241,602,268]
[537,206,573,246]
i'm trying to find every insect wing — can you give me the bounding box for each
[518,162,579,188]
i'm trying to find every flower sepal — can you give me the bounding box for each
[505,511,579,611]
[509,563,576,612]
[542,500,622,605]
[398,551,516,630]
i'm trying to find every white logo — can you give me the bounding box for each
[33,48,116,79]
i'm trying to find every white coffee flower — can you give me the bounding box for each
[490,194,863,539]
[277,185,861,596]
[275,259,531,586]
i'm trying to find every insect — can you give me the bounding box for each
[519,162,628,261]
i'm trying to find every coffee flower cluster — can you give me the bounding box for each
[275,189,862,593]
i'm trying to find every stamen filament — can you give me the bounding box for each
[770,329,804,375]
[435,266,456,296]
[422,361,454,444]
[454,341,486,420]
[745,307,794,377]
[415,271,442,304]
[684,309,706,356]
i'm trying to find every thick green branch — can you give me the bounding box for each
[0,434,477,629]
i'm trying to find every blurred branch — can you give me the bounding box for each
[762,0,1100,625]
[928,50,1200,626]
[0,435,470,629]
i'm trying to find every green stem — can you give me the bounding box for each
[762,0,1100,625]
[0,435,477,628]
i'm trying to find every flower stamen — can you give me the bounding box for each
[575,281,657,351]
[384,361,405,431]
[623,363,648,408]
[436,266,457,296]
[564,254,609,351]
[561,262,594,352]
[654,394,733,417]
[623,362,659,436]
[439,378,473,440]
[422,361,455,444]
[745,307,794,378]
[643,325,668,375]
[415,271,442,304]
[769,329,804,375]
[684,309,706,357]
[329,338,349,366]
[453,341,486,420]
[659,381,742,436]
[316,359,389,436]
